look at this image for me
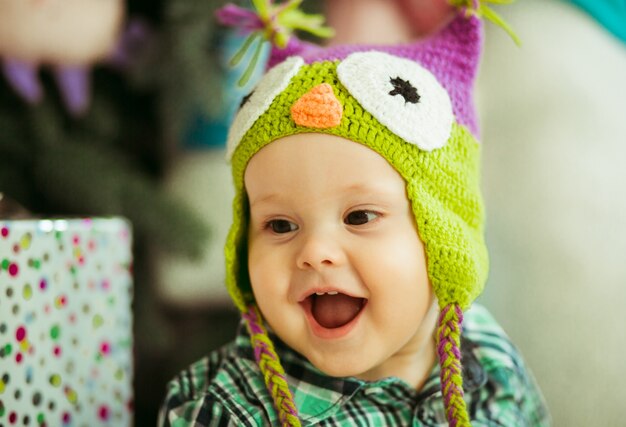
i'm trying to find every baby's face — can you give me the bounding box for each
[245,133,437,381]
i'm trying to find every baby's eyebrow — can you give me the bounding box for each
[343,183,381,193]
[249,183,402,207]
[342,182,403,197]
[248,193,281,208]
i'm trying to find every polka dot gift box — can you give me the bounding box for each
[0,218,133,427]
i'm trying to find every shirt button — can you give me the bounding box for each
[364,387,384,395]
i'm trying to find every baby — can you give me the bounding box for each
[159,1,549,426]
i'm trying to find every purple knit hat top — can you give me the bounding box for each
[268,13,483,136]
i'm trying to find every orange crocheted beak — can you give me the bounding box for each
[291,83,343,129]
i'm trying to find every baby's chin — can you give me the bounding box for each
[297,346,386,380]
[313,362,368,380]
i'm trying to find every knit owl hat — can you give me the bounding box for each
[217,2,512,426]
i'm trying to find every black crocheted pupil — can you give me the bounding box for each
[388,77,420,104]
[239,91,253,108]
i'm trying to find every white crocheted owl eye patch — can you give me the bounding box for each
[226,56,304,160]
[337,51,453,151]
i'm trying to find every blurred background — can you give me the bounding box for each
[478,1,626,425]
[0,0,624,425]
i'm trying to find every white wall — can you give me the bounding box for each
[477,1,626,425]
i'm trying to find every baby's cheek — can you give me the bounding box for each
[361,232,430,298]
[248,247,290,299]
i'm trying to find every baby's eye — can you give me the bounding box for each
[344,210,379,226]
[266,219,298,234]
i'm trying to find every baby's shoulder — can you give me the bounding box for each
[463,303,525,374]
[159,340,275,426]
[462,304,551,425]
[164,342,234,401]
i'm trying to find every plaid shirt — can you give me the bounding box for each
[158,304,550,426]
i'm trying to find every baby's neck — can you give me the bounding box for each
[356,335,437,391]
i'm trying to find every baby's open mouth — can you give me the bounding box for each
[305,292,367,329]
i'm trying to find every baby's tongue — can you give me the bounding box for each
[311,293,364,329]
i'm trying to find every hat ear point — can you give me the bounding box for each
[428,12,483,85]
[418,12,483,136]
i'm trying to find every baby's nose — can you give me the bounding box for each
[296,232,347,270]
[291,83,343,129]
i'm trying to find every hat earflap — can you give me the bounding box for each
[437,303,471,426]
[243,305,301,427]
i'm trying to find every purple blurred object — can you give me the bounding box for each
[1,18,150,117]
[53,65,90,116]
[107,18,152,69]
[2,58,90,116]
[2,58,43,104]
[1,58,90,116]
[215,4,264,33]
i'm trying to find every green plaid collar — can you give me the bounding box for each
[233,317,486,424]
[159,304,551,426]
